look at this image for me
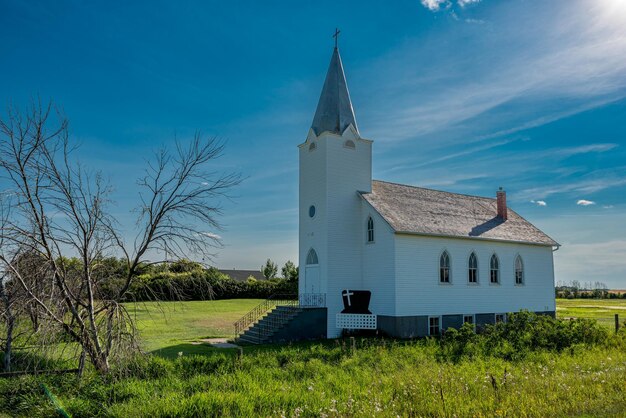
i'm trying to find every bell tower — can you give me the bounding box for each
[298,41,372,338]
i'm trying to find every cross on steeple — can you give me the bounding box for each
[333,28,341,49]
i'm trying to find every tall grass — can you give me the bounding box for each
[1,314,625,417]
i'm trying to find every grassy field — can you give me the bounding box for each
[2,298,626,417]
[126,298,626,354]
[3,330,625,417]
[127,299,262,355]
[556,298,626,329]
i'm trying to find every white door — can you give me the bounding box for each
[304,266,320,294]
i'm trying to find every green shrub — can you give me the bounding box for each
[125,267,297,302]
[438,311,610,362]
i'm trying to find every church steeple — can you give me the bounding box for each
[311,46,359,137]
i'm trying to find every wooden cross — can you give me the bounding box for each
[333,28,341,48]
[344,290,353,306]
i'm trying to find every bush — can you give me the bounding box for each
[125,267,296,302]
[439,311,610,362]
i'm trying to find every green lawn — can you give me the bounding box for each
[126,299,262,356]
[124,298,626,356]
[556,298,626,329]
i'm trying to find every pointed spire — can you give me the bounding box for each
[311,46,359,137]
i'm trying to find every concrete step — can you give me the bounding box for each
[242,324,279,339]
[236,334,268,345]
[236,306,305,344]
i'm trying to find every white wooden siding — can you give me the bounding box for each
[298,130,328,298]
[361,200,396,316]
[394,234,556,316]
[299,127,373,338]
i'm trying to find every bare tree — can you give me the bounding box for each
[0,273,17,372]
[0,251,56,372]
[0,101,240,374]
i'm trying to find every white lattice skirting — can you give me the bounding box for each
[336,313,377,330]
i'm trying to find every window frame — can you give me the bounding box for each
[468,251,478,284]
[439,250,451,284]
[495,313,506,323]
[489,253,500,285]
[308,142,316,151]
[428,316,441,336]
[343,139,356,149]
[515,255,524,285]
[463,314,475,330]
[305,248,319,266]
[366,216,375,243]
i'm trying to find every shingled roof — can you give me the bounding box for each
[361,180,558,246]
[311,47,359,136]
[218,269,266,282]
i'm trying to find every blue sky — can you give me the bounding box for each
[2,0,626,288]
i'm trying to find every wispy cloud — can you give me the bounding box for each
[555,143,618,157]
[199,232,222,240]
[577,199,596,206]
[362,1,626,144]
[516,176,626,201]
[420,0,450,12]
[418,173,489,188]
[384,137,519,172]
[531,200,547,206]
[458,0,481,7]
[420,0,481,12]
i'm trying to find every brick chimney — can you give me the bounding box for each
[496,187,507,220]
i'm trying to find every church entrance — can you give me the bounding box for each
[304,266,320,293]
[304,248,321,294]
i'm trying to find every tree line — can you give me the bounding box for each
[555,280,625,299]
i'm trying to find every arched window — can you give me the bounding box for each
[440,251,450,283]
[468,252,478,283]
[515,255,524,285]
[306,249,318,265]
[344,139,356,149]
[367,217,374,243]
[308,142,316,151]
[490,254,500,284]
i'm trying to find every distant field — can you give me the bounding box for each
[125,299,262,356]
[556,298,626,329]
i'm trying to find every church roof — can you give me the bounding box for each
[218,269,267,282]
[311,47,359,136]
[361,180,558,246]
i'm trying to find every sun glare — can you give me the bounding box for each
[603,0,626,19]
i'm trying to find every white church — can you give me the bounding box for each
[236,43,558,344]
[297,44,558,339]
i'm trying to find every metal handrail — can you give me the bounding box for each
[233,293,326,339]
[233,294,296,337]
